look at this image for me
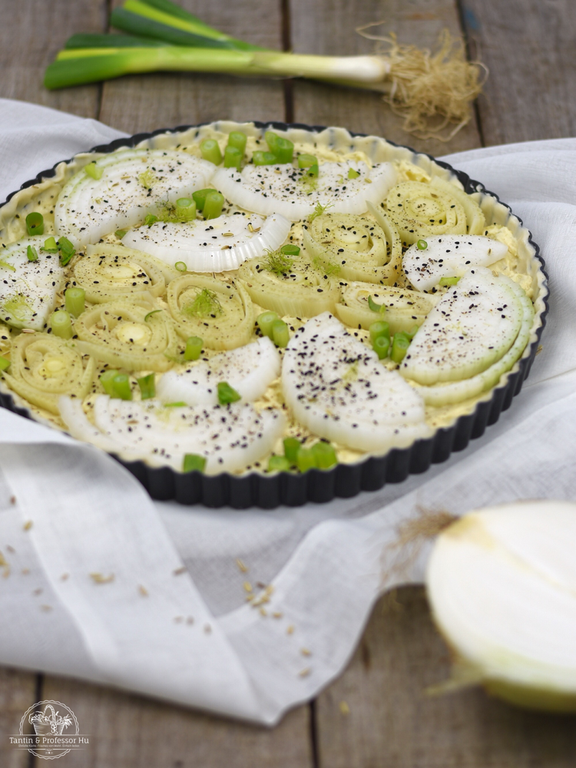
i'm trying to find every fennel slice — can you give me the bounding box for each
[76,244,168,302]
[400,268,526,386]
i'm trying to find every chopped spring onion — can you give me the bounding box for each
[115,229,127,239]
[192,188,212,211]
[439,275,461,286]
[43,236,58,253]
[268,454,291,472]
[217,381,241,405]
[298,153,319,177]
[184,335,203,360]
[368,295,386,314]
[373,335,390,360]
[50,310,73,339]
[25,212,44,236]
[0,355,10,372]
[85,161,103,180]
[283,436,301,463]
[183,453,207,473]
[252,151,277,166]
[369,320,389,344]
[111,372,133,400]
[203,190,224,219]
[58,237,76,266]
[137,372,156,399]
[175,261,187,272]
[271,319,290,348]
[65,287,86,317]
[227,131,247,154]
[223,145,242,170]
[26,245,39,263]
[417,239,428,250]
[281,244,300,256]
[296,446,317,472]
[265,131,294,164]
[144,309,162,321]
[257,310,279,339]
[311,440,338,469]
[347,168,360,180]
[145,214,159,226]
[100,369,120,395]
[391,331,411,364]
[200,138,223,165]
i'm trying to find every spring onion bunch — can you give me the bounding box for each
[44,0,485,137]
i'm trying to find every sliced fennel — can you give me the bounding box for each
[302,211,404,285]
[166,273,254,350]
[156,337,280,406]
[74,244,172,302]
[336,282,438,335]
[54,148,215,247]
[0,236,65,330]
[58,394,286,474]
[404,277,533,406]
[237,253,341,317]
[282,312,432,452]
[426,501,576,713]
[2,332,96,414]
[403,234,508,291]
[212,160,397,221]
[74,299,180,371]
[400,268,525,387]
[121,211,291,272]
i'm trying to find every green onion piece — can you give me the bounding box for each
[369,320,390,344]
[268,455,291,473]
[265,131,294,163]
[26,245,39,263]
[85,161,103,180]
[43,236,58,253]
[311,441,338,469]
[280,244,300,256]
[298,153,317,169]
[184,336,203,361]
[64,287,86,317]
[25,212,44,236]
[252,150,277,166]
[368,295,385,314]
[223,145,242,170]
[49,310,73,340]
[183,453,207,473]
[165,401,187,407]
[200,138,223,165]
[296,446,317,472]
[144,214,159,226]
[217,381,241,405]
[391,332,411,364]
[137,373,156,400]
[416,239,428,250]
[144,309,161,321]
[174,261,187,272]
[439,276,461,287]
[347,168,360,180]
[203,190,224,219]
[406,325,419,340]
[0,355,10,372]
[257,310,279,339]
[192,188,212,211]
[176,197,196,218]
[271,319,290,348]
[283,437,301,464]
[115,229,127,239]
[99,369,119,396]
[373,334,390,360]
[112,372,132,400]
[227,131,247,154]
[57,237,75,266]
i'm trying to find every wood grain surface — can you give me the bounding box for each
[1,0,576,764]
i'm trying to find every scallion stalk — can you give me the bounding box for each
[137,372,156,399]
[25,212,44,236]
[184,335,203,360]
[65,287,86,317]
[0,355,10,372]
[200,139,222,165]
[50,310,73,340]
[203,191,224,219]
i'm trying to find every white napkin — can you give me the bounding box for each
[1,98,574,725]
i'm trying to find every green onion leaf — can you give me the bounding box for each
[111,372,133,400]
[65,287,86,317]
[347,168,360,179]
[184,335,203,361]
[439,276,461,287]
[373,334,390,360]
[100,369,119,395]
[227,131,247,154]
[280,244,300,256]
[42,236,58,253]
[137,372,156,399]
[369,320,390,344]
[58,237,76,266]
[416,239,428,250]
[174,261,187,272]
[26,245,39,263]
[25,212,44,236]
[311,441,338,469]
[144,213,159,226]
[0,355,10,372]
[217,381,241,405]
[144,309,162,321]
[203,190,224,219]
[85,161,103,180]
[252,150,277,166]
[391,332,411,364]
[368,295,385,314]
[50,310,73,340]
[223,145,242,170]
[183,453,207,473]
[296,446,317,472]
[200,138,223,165]
[283,437,301,464]
[267,455,291,473]
[115,229,127,239]
[271,319,290,348]
[257,310,279,339]
[192,188,211,211]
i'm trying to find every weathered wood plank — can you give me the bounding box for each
[289,0,482,156]
[0,668,39,768]
[99,0,287,134]
[39,676,313,768]
[0,0,104,119]
[462,0,576,145]
[315,587,576,768]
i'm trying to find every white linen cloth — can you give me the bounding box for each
[0,98,574,724]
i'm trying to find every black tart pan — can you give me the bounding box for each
[0,122,549,508]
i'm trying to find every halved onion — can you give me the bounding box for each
[122,212,291,272]
[166,274,255,350]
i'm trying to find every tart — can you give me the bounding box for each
[0,121,548,507]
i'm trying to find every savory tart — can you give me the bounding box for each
[0,121,548,506]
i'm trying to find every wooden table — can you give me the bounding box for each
[1,1,576,765]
